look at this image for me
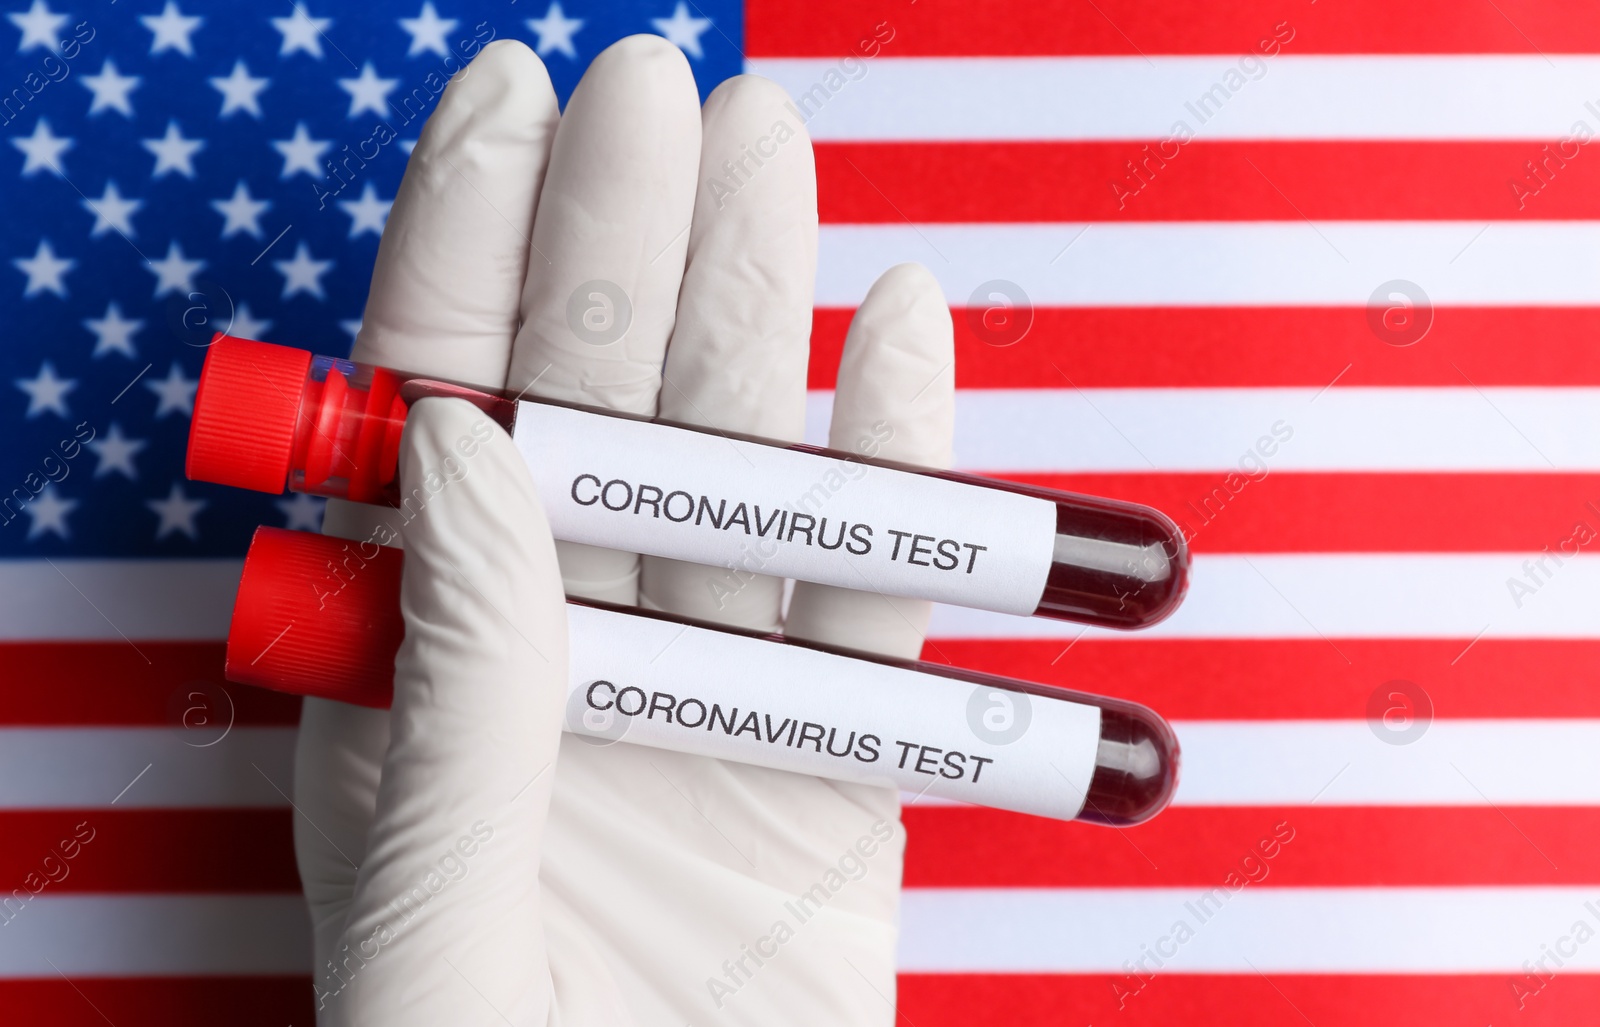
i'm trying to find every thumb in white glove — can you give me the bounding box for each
[313,396,569,1024]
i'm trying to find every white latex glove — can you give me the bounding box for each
[294,36,955,1026]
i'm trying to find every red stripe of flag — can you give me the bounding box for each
[0,978,312,1026]
[15,803,1588,896]
[748,0,1600,56]
[921,639,1600,720]
[808,307,1600,389]
[2,974,1586,1026]
[0,644,301,726]
[815,142,1589,223]
[0,810,297,893]
[897,973,1586,1027]
[903,805,1595,887]
[3,804,1593,895]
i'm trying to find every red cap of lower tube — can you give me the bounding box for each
[226,526,402,708]
[187,335,313,494]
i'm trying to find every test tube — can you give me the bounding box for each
[230,527,1179,827]
[188,335,1189,629]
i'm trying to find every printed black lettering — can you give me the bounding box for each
[913,745,942,775]
[633,484,663,517]
[601,479,632,511]
[887,529,913,560]
[725,502,751,533]
[855,734,881,762]
[647,691,676,722]
[763,715,792,742]
[677,698,707,728]
[788,512,816,545]
[569,473,601,505]
[907,534,935,567]
[894,740,918,769]
[963,543,988,573]
[663,490,694,522]
[969,755,995,782]
[585,680,616,710]
[825,727,856,757]
[934,539,961,570]
[940,750,967,779]
[709,704,739,734]
[846,523,873,555]
[734,711,761,738]
[817,518,847,550]
[754,506,783,538]
[695,496,727,528]
[615,686,647,716]
[796,722,826,752]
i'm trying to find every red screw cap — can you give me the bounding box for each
[226,526,403,708]
[187,334,312,494]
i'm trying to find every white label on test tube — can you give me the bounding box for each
[564,604,1102,821]
[517,402,1061,616]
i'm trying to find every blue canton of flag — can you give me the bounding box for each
[0,0,742,558]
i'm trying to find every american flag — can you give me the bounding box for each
[4,0,1599,1023]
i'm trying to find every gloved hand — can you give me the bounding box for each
[292,35,955,1025]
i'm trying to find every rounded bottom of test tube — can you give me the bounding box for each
[1078,701,1180,826]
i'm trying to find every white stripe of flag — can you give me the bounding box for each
[751,56,1600,142]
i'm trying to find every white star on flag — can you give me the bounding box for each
[83,182,142,238]
[652,2,713,59]
[338,62,398,118]
[210,60,268,118]
[273,6,331,58]
[88,423,146,479]
[146,241,205,298]
[147,483,207,540]
[277,492,326,531]
[528,2,584,58]
[227,303,272,340]
[142,121,204,179]
[12,118,71,176]
[85,302,144,358]
[15,360,76,417]
[16,362,76,420]
[146,362,198,418]
[140,2,202,57]
[274,241,333,300]
[25,485,77,541]
[212,181,270,238]
[400,3,458,57]
[340,318,363,342]
[339,183,392,237]
[272,122,331,178]
[8,0,66,53]
[14,239,73,297]
[82,59,140,116]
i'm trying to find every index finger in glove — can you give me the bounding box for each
[505,35,702,604]
[354,39,559,386]
[323,398,568,1024]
